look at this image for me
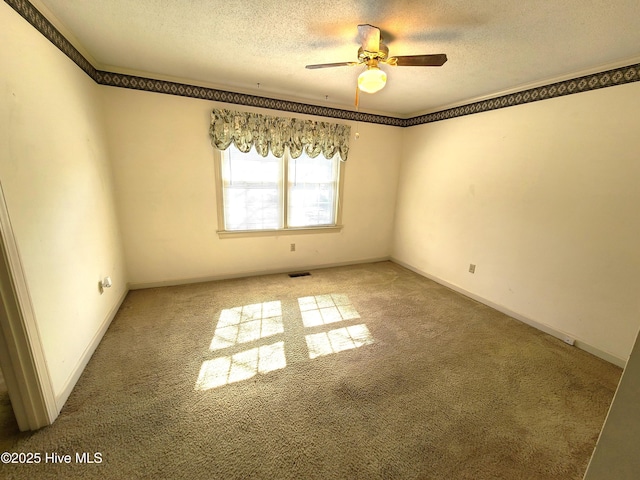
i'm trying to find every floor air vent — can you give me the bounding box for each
[288,272,311,278]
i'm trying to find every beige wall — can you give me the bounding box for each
[102,87,402,287]
[0,3,126,403]
[392,82,640,364]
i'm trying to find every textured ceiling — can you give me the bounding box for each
[33,0,640,117]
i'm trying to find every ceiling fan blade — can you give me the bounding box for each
[305,61,360,69]
[387,54,448,67]
[357,24,381,53]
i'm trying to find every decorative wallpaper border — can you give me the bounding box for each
[6,0,97,79]
[6,0,640,127]
[406,63,640,126]
[94,71,404,126]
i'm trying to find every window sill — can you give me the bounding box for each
[216,225,343,239]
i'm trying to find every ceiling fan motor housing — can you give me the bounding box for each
[358,45,389,62]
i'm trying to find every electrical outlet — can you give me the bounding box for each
[290,243,296,252]
[469,264,476,274]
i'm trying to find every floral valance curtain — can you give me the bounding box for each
[209,108,351,161]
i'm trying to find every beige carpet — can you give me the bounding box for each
[0,261,621,479]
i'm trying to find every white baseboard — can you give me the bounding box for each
[127,256,391,290]
[390,257,626,368]
[54,287,129,411]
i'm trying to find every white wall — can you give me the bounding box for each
[102,87,402,287]
[392,82,640,364]
[0,3,127,405]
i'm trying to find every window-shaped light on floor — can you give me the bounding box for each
[210,301,283,351]
[297,293,360,328]
[195,341,286,391]
[305,324,374,359]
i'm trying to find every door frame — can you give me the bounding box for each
[0,181,57,430]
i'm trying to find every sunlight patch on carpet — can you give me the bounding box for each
[210,301,283,350]
[298,294,360,327]
[197,294,373,391]
[305,324,374,359]
[195,341,286,390]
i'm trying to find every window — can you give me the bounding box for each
[216,145,343,235]
[221,147,282,231]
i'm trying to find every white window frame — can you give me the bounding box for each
[214,146,345,238]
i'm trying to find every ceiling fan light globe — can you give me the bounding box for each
[358,67,387,93]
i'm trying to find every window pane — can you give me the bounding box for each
[288,153,338,227]
[222,148,282,230]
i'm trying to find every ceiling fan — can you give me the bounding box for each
[306,24,447,99]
